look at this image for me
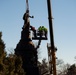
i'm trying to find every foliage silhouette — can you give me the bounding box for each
[0,32,25,75]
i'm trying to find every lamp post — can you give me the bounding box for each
[47,0,57,75]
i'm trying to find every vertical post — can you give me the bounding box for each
[47,0,57,75]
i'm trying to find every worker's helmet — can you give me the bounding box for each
[42,26,44,28]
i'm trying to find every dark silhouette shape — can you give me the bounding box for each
[14,0,40,75]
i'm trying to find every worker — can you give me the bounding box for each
[38,26,43,37]
[38,26,42,32]
[30,26,36,31]
[30,26,36,37]
[38,26,48,38]
[43,27,47,37]
[38,26,47,32]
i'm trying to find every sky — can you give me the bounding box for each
[0,0,76,64]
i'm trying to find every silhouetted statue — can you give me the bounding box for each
[14,0,40,75]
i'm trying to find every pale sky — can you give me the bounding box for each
[0,0,76,64]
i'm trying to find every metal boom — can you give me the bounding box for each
[47,0,57,75]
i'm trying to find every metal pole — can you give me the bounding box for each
[47,0,57,75]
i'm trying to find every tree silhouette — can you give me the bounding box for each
[0,32,25,75]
